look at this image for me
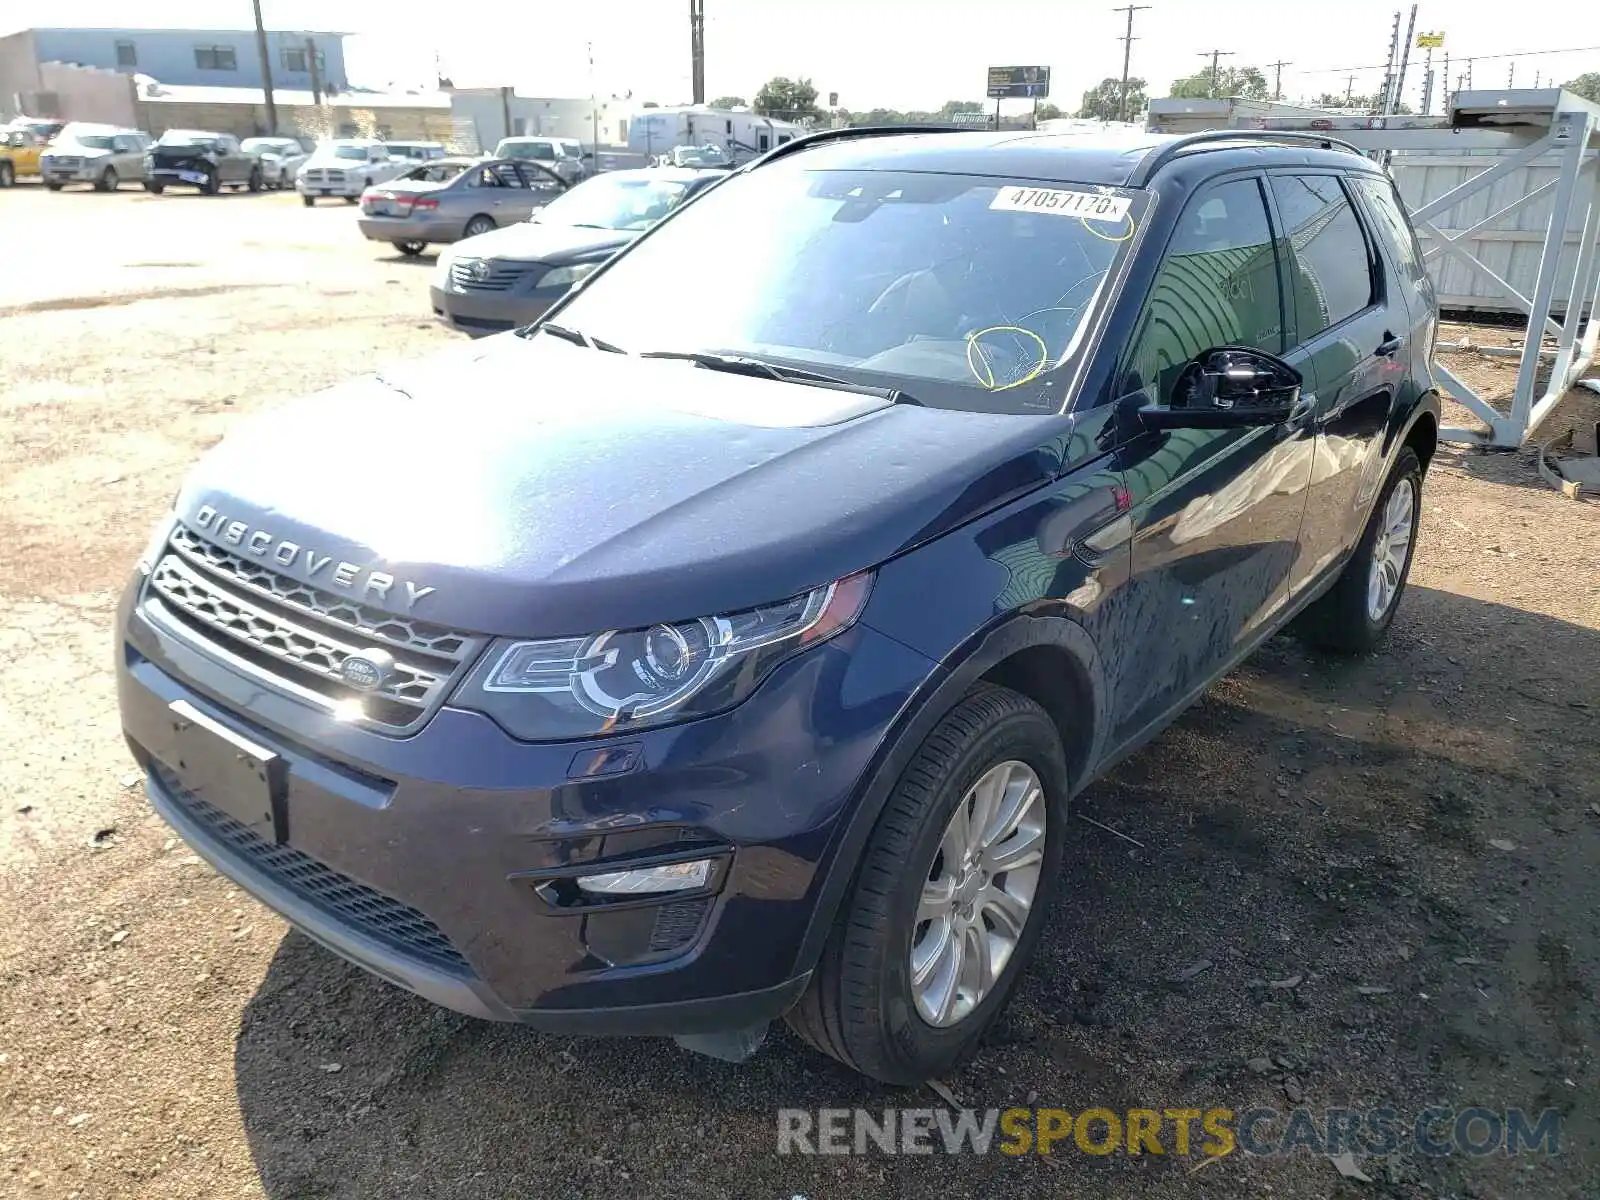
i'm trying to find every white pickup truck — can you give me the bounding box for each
[296,139,412,205]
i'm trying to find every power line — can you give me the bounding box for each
[1295,41,1600,76]
[1112,4,1152,122]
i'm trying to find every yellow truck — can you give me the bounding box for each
[1,127,46,186]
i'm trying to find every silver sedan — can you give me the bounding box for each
[356,157,569,257]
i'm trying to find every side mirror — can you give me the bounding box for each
[1139,346,1305,431]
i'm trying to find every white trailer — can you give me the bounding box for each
[626,106,806,163]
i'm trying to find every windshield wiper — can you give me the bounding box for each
[637,350,919,404]
[537,322,624,353]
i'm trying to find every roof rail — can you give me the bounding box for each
[741,123,967,171]
[1130,129,1366,186]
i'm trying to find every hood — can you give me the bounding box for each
[51,143,112,158]
[452,220,635,264]
[174,336,1077,637]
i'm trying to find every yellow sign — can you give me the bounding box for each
[1416,32,1445,48]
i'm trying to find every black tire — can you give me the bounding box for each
[144,182,164,194]
[198,168,219,196]
[463,214,495,238]
[786,684,1070,1084]
[46,181,63,191]
[301,194,315,207]
[0,161,14,188]
[392,240,427,256]
[344,195,359,205]
[247,165,263,193]
[1294,446,1424,654]
[96,167,118,192]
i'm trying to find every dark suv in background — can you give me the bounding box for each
[117,127,1438,1084]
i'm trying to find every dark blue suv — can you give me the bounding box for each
[117,127,1439,1084]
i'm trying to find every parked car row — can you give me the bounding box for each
[0,120,446,197]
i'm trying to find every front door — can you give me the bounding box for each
[1107,173,1317,746]
[1277,171,1431,591]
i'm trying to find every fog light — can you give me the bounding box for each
[577,858,712,896]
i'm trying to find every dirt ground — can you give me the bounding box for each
[0,180,1596,1200]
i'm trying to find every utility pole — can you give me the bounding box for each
[1420,46,1433,115]
[1112,5,1151,123]
[1379,10,1400,114]
[500,85,512,140]
[306,37,322,106]
[1268,59,1292,102]
[1508,63,1516,87]
[688,0,706,106]
[1345,74,1356,105]
[251,0,277,135]
[588,41,599,156]
[1389,3,1417,114]
[1197,49,1234,99]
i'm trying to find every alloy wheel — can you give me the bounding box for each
[910,760,1047,1028]
[1367,477,1416,622]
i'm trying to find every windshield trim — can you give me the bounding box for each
[535,166,1155,417]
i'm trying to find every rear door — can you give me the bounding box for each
[506,162,566,219]
[1107,173,1316,746]
[1265,171,1402,592]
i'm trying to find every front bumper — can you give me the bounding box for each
[298,176,367,198]
[42,161,110,183]
[116,574,935,1032]
[428,279,569,337]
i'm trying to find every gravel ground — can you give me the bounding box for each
[0,181,1596,1200]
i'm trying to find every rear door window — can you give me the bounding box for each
[1125,175,1285,399]
[1269,173,1376,342]
[1353,176,1428,284]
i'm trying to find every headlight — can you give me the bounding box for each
[142,155,154,169]
[542,261,599,289]
[457,573,873,740]
[433,248,460,287]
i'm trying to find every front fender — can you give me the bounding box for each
[791,609,1111,976]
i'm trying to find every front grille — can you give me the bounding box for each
[649,898,710,953]
[451,259,542,292]
[154,763,471,976]
[49,156,82,169]
[145,524,483,733]
[303,168,346,185]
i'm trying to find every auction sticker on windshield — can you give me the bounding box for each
[990,186,1131,222]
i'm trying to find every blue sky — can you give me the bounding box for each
[6,0,1596,112]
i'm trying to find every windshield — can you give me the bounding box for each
[535,175,694,231]
[673,146,730,167]
[501,141,555,161]
[69,134,116,150]
[157,132,217,149]
[332,145,372,160]
[550,165,1148,413]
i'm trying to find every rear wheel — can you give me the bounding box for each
[463,214,495,238]
[1294,446,1423,653]
[344,195,359,205]
[392,240,427,256]
[0,161,13,188]
[786,684,1069,1084]
[96,166,118,192]
[45,180,63,191]
[301,194,314,207]
[247,165,263,192]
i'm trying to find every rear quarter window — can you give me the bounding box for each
[1354,176,1428,284]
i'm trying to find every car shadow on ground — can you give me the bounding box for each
[233,587,1598,1199]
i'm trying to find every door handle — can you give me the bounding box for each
[1374,334,1405,357]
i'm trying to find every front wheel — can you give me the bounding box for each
[45,180,63,191]
[0,162,13,188]
[1294,446,1423,653]
[301,194,314,207]
[247,166,263,192]
[96,167,118,192]
[343,195,359,205]
[144,181,164,194]
[786,684,1069,1084]
[198,169,219,196]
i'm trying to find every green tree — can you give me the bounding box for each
[936,99,986,120]
[1034,101,1063,121]
[754,76,822,124]
[641,101,660,108]
[1077,76,1146,121]
[710,95,747,109]
[1565,72,1600,104]
[1169,64,1269,100]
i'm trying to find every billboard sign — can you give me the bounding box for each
[1416,31,1445,48]
[987,65,1051,99]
